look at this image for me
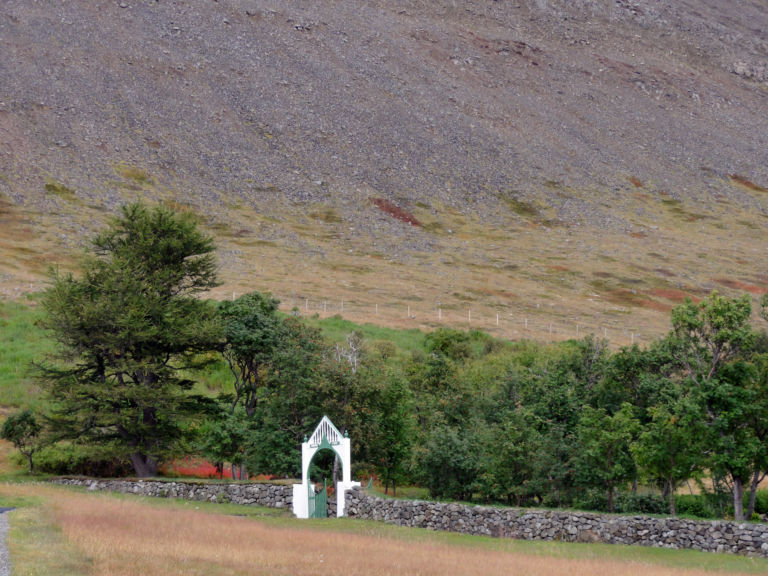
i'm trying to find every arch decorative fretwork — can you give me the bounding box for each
[292,416,360,518]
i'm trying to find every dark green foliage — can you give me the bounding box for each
[631,394,706,515]
[197,405,248,479]
[424,328,473,361]
[418,425,479,501]
[32,443,133,477]
[573,404,638,513]
[242,316,326,477]
[363,372,414,495]
[614,492,667,515]
[219,292,282,416]
[1,409,41,473]
[674,494,721,519]
[40,202,221,477]
[669,292,764,521]
[573,490,666,515]
[474,407,540,505]
[754,489,768,515]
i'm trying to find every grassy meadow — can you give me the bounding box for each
[1,483,768,576]
[0,299,53,411]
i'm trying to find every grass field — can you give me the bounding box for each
[2,483,768,576]
[0,299,53,411]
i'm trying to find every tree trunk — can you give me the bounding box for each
[608,487,614,513]
[661,480,670,501]
[130,453,158,477]
[746,470,763,519]
[668,478,676,516]
[732,476,745,522]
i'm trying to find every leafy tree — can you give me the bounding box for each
[632,394,705,515]
[573,403,639,513]
[369,372,413,495]
[197,405,248,479]
[1,410,42,473]
[530,423,578,507]
[700,359,764,521]
[40,202,221,477]
[599,339,676,416]
[670,292,752,386]
[219,292,283,416]
[744,350,768,518]
[478,407,541,505]
[669,292,756,520]
[244,316,326,477]
[418,424,479,501]
[313,332,375,486]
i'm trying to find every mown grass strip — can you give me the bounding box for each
[1,484,93,576]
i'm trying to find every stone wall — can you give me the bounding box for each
[52,479,768,557]
[53,478,293,509]
[345,488,768,557]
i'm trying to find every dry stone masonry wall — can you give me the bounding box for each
[53,478,293,509]
[53,479,768,557]
[344,488,768,558]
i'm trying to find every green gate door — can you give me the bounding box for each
[308,479,327,518]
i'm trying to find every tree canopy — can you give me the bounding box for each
[40,202,221,477]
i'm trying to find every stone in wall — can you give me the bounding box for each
[52,478,293,509]
[344,487,768,558]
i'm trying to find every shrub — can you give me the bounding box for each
[573,490,666,515]
[573,489,609,512]
[35,443,132,477]
[753,489,768,515]
[614,492,666,515]
[675,494,719,519]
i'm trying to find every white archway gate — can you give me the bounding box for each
[292,416,360,518]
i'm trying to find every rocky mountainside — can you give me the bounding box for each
[1,0,767,343]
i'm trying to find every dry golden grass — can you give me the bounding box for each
[0,436,21,477]
[3,185,768,347]
[0,485,757,576]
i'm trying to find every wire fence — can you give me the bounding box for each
[256,293,659,348]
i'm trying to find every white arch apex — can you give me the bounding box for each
[292,416,360,519]
[309,415,344,447]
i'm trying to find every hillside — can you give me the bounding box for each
[1,0,768,344]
